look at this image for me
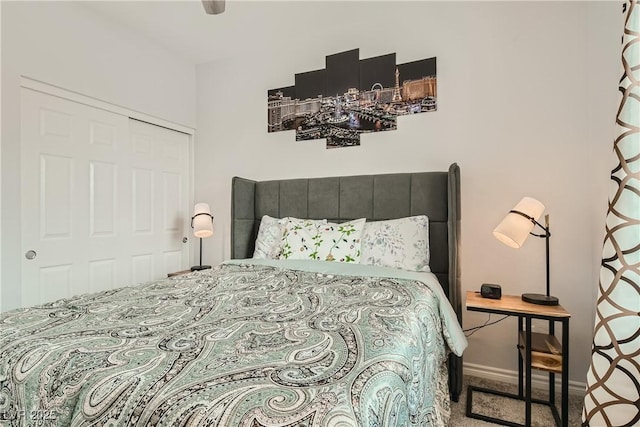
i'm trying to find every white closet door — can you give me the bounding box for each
[128,119,190,284]
[20,88,190,307]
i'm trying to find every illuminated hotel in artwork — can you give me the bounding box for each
[267,49,437,148]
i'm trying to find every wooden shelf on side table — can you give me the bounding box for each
[518,331,563,373]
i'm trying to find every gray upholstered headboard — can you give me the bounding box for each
[230,163,462,400]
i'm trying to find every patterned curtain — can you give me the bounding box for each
[582,2,639,426]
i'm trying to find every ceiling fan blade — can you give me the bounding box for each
[202,0,225,14]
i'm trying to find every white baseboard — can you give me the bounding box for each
[463,362,586,396]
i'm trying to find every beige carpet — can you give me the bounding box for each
[449,375,584,426]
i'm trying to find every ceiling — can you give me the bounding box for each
[80,0,376,66]
[81,1,266,64]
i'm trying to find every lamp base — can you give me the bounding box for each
[190,265,211,271]
[521,293,559,306]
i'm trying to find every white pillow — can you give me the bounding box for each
[360,215,430,272]
[253,216,327,259]
[253,215,285,259]
[279,218,366,263]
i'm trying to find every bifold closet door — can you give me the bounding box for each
[20,88,190,307]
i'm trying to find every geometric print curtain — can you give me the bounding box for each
[582,1,640,426]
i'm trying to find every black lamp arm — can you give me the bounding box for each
[509,209,550,238]
[190,212,214,229]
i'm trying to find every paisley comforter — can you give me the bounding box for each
[0,259,466,427]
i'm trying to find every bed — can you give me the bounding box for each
[0,164,465,426]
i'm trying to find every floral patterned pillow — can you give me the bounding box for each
[279,218,366,263]
[253,216,327,259]
[360,215,430,272]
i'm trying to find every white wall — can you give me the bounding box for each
[1,1,197,310]
[195,1,621,384]
[0,2,3,312]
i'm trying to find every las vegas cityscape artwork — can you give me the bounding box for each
[268,49,437,149]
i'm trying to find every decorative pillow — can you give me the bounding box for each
[360,215,430,272]
[279,218,366,263]
[253,216,327,259]
[253,215,285,259]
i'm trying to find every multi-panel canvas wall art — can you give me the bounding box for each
[267,49,437,149]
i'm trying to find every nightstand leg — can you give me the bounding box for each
[518,316,524,398]
[549,321,556,406]
[525,316,532,426]
[562,319,569,427]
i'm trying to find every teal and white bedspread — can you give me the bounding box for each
[0,259,467,426]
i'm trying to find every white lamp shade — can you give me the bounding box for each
[493,197,545,248]
[192,203,213,238]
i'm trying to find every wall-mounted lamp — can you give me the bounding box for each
[493,197,559,306]
[191,202,214,271]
